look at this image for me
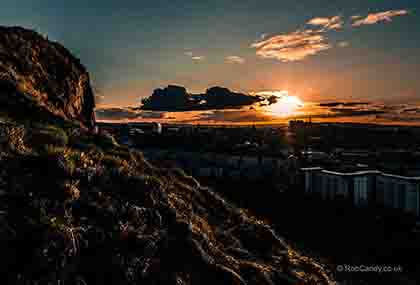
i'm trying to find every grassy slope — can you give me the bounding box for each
[0,118,333,284]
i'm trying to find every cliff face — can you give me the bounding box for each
[0,26,95,128]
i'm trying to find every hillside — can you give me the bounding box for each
[0,26,334,284]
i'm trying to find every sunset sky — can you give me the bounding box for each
[1,0,419,124]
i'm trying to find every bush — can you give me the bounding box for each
[101,154,126,169]
[43,144,66,156]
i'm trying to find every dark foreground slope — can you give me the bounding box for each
[0,124,333,284]
[0,26,333,284]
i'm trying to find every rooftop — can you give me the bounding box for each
[301,167,420,180]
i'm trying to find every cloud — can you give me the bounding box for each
[184,51,205,61]
[260,33,269,39]
[309,102,391,119]
[338,41,350,48]
[376,115,420,123]
[352,10,409,27]
[314,102,420,122]
[251,29,332,62]
[329,108,386,117]
[191,56,205,61]
[319,102,370,107]
[95,107,167,121]
[141,85,263,111]
[251,9,409,62]
[96,102,420,125]
[225,56,245,64]
[292,103,420,123]
[253,90,289,97]
[402,107,420,114]
[307,16,344,30]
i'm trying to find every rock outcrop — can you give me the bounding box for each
[0,26,95,128]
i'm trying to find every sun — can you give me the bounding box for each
[266,93,304,116]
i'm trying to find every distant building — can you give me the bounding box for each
[377,174,420,216]
[130,128,145,135]
[153,122,162,134]
[301,150,329,162]
[166,126,180,133]
[129,122,162,134]
[289,119,308,130]
[301,167,420,217]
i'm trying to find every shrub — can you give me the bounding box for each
[108,147,132,161]
[65,151,82,170]
[43,144,66,156]
[101,154,126,169]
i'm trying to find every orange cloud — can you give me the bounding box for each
[307,16,343,30]
[225,56,245,64]
[338,41,350,48]
[184,51,205,61]
[251,30,331,62]
[352,10,409,27]
[191,56,205,61]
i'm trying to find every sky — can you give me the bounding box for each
[1,0,420,124]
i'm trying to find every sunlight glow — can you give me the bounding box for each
[258,91,304,117]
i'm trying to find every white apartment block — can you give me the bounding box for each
[301,167,420,217]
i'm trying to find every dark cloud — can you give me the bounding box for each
[141,85,263,111]
[295,105,388,120]
[329,108,386,117]
[311,103,420,122]
[95,107,167,120]
[96,102,420,125]
[402,107,420,114]
[379,104,408,111]
[375,114,420,123]
[319,102,370,107]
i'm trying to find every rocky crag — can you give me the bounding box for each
[0,26,334,284]
[0,26,95,129]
